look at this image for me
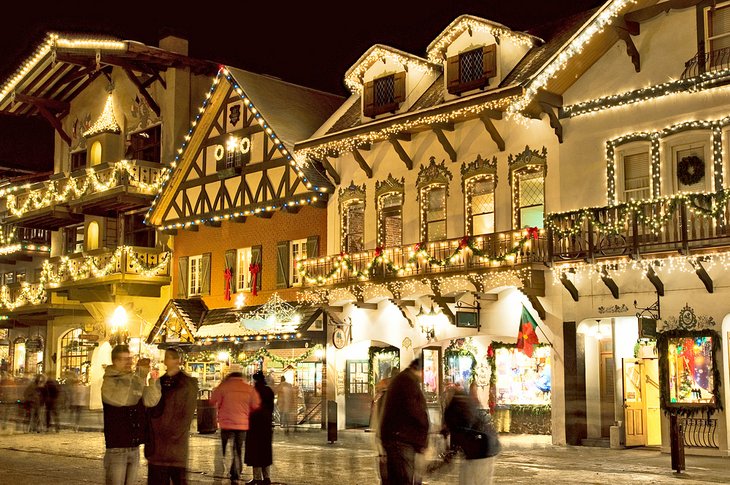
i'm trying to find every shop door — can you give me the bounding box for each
[644,358,661,447]
[623,359,647,447]
[345,360,370,428]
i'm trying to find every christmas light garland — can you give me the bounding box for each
[344,45,440,94]
[4,160,164,217]
[82,93,121,137]
[0,283,47,310]
[296,230,538,286]
[192,344,324,368]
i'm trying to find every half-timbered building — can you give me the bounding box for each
[0,32,216,407]
[145,66,342,425]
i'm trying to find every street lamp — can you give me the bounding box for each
[109,305,129,346]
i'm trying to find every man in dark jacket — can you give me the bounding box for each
[147,348,198,484]
[379,358,429,485]
[102,345,161,485]
[245,371,275,485]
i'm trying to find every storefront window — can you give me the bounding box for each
[60,329,95,383]
[446,352,475,391]
[667,336,715,405]
[422,347,441,404]
[495,345,551,405]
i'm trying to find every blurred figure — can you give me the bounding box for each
[442,389,500,485]
[379,358,429,485]
[245,370,274,485]
[44,371,60,433]
[147,348,197,485]
[68,375,86,431]
[102,347,161,485]
[276,376,295,434]
[24,375,44,433]
[210,363,260,483]
[372,367,399,482]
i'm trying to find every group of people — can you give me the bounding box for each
[101,345,279,485]
[374,358,500,485]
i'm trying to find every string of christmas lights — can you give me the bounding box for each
[0,283,47,310]
[344,46,440,94]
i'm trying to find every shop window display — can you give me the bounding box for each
[495,345,551,405]
[422,348,441,403]
[667,336,715,405]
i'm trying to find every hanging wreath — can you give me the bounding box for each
[677,155,705,186]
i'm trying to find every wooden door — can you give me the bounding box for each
[345,360,371,428]
[623,359,647,447]
[599,339,615,437]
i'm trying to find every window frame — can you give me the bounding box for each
[513,167,545,229]
[421,184,448,242]
[670,139,712,194]
[377,191,404,248]
[290,238,307,287]
[342,200,366,253]
[188,254,202,297]
[704,2,730,55]
[236,247,252,292]
[124,212,156,248]
[616,143,653,202]
[64,224,85,254]
[128,125,161,163]
[465,175,496,236]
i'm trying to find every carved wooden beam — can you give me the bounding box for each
[254,211,274,219]
[231,216,247,224]
[161,228,178,236]
[560,272,579,302]
[624,0,701,24]
[428,281,455,323]
[600,267,620,300]
[526,294,546,320]
[14,93,69,113]
[351,147,373,178]
[614,22,641,72]
[388,299,415,327]
[123,68,161,117]
[479,114,505,152]
[539,102,563,143]
[389,136,413,170]
[390,132,411,142]
[432,122,454,132]
[184,224,199,232]
[285,206,301,214]
[690,260,713,293]
[354,300,378,310]
[646,265,664,297]
[320,156,340,185]
[203,220,221,228]
[433,126,457,162]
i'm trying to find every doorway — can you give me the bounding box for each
[345,360,370,428]
[622,358,661,447]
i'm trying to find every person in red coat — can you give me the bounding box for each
[211,364,261,482]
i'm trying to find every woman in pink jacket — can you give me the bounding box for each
[210,364,261,482]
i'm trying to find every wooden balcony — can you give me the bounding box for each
[297,229,547,288]
[546,195,730,262]
[3,160,164,229]
[45,246,170,296]
[0,227,52,263]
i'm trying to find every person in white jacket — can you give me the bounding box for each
[101,345,161,485]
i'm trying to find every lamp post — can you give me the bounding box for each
[109,305,129,346]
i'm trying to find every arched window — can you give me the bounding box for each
[11,337,25,376]
[59,328,95,383]
[90,141,103,166]
[462,155,498,236]
[417,157,453,242]
[509,146,547,229]
[87,221,99,250]
[376,174,405,248]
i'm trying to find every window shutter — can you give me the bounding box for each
[224,249,237,293]
[482,44,497,79]
[363,81,375,117]
[393,72,406,104]
[104,217,118,249]
[201,252,211,295]
[447,54,461,92]
[251,245,262,291]
[276,241,290,289]
[306,235,319,259]
[177,256,188,298]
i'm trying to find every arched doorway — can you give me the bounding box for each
[59,328,95,383]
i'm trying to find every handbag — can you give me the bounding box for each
[459,422,501,459]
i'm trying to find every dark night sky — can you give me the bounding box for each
[0,0,604,171]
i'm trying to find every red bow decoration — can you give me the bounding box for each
[374,246,384,258]
[249,262,261,297]
[487,345,494,359]
[459,236,471,249]
[527,226,540,240]
[224,267,232,301]
[413,242,423,252]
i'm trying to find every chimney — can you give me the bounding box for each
[159,35,188,56]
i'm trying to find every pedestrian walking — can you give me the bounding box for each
[44,371,61,433]
[379,358,429,485]
[68,375,86,431]
[276,376,295,433]
[442,389,500,485]
[210,364,261,483]
[146,348,198,485]
[244,370,274,485]
[102,346,161,485]
[373,367,399,482]
[24,375,44,433]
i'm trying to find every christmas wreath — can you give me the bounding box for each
[677,155,704,186]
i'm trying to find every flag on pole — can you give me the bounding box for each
[516,305,539,358]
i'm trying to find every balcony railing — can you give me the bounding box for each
[2,159,164,220]
[0,227,52,255]
[0,282,47,311]
[44,246,170,288]
[546,193,730,261]
[297,229,546,287]
[681,47,730,79]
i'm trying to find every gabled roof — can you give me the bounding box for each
[426,14,542,62]
[146,66,341,226]
[146,298,208,344]
[226,67,343,151]
[344,44,442,94]
[0,32,216,117]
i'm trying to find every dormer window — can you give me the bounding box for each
[363,72,406,118]
[447,45,497,95]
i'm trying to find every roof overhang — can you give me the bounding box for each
[344,44,442,94]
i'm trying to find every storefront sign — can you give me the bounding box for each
[79,334,99,342]
[455,311,478,328]
[25,336,43,353]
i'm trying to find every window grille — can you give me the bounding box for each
[374,75,395,107]
[460,48,484,84]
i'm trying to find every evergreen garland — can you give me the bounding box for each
[657,329,722,417]
[367,346,400,389]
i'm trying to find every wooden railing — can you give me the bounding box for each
[45,246,170,287]
[298,229,547,287]
[4,159,164,217]
[546,196,730,261]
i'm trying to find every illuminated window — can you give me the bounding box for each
[59,328,94,384]
[236,247,252,291]
[188,255,202,296]
[90,141,102,166]
[87,221,99,251]
[290,239,307,286]
[70,150,87,171]
[622,151,651,201]
[667,336,715,405]
[467,176,495,235]
[129,125,161,163]
[64,224,85,254]
[515,170,544,229]
[705,3,730,64]
[378,192,403,248]
[343,201,365,253]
